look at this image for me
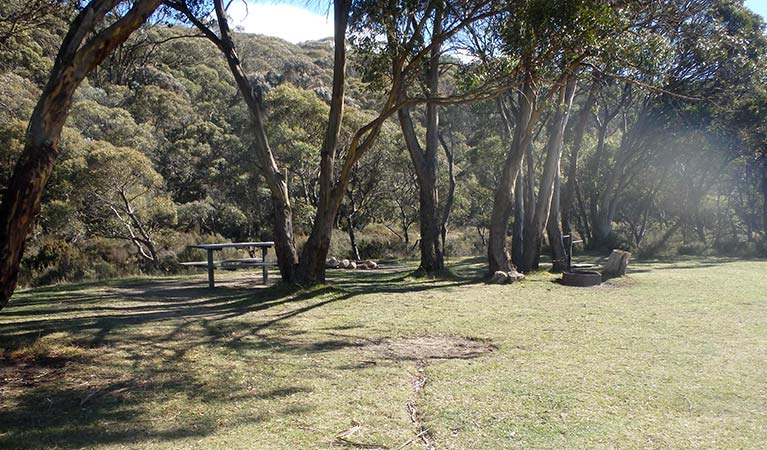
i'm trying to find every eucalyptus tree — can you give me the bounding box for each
[168,0,303,281]
[0,0,165,309]
[173,0,507,282]
[78,144,177,266]
[578,0,767,249]
[483,0,623,275]
[354,0,510,275]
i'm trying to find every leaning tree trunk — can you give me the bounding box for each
[174,0,299,281]
[0,0,163,309]
[439,134,456,258]
[295,0,351,284]
[547,174,568,272]
[562,78,598,237]
[519,78,577,273]
[488,81,535,274]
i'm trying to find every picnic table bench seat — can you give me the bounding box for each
[183,242,277,288]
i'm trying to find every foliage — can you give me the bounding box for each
[1,0,767,287]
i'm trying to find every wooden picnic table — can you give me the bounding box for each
[184,241,275,288]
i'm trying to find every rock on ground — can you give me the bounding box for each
[490,271,509,284]
[489,270,525,284]
[508,270,525,282]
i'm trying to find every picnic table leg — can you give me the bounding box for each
[261,246,268,285]
[207,249,215,288]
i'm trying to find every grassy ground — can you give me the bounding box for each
[1,257,766,449]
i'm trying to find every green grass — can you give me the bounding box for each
[1,257,766,449]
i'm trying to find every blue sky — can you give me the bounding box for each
[745,0,767,19]
[239,1,767,44]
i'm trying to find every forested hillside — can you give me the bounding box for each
[1,0,766,292]
[0,10,415,286]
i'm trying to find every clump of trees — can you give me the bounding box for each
[1,0,766,309]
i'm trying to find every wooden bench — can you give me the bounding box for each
[185,242,277,288]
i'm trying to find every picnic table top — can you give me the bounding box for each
[190,241,274,250]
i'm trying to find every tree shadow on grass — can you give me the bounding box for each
[0,265,482,449]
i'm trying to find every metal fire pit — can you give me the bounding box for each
[560,270,602,287]
[558,235,602,287]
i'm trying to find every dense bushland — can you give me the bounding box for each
[1,0,766,290]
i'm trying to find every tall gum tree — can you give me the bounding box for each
[358,0,508,276]
[571,1,767,250]
[485,0,620,275]
[169,0,301,281]
[0,0,164,309]
[172,0,505,283]
[397,3,445,275]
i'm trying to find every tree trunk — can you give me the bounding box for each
[488,81,535,274]
[297,205,337,284]
[520,141,539,271]
[396,5,444,276]
[762,156,767,237]
[590,108,648,250]
[574,180,592,247]
[294,0,353,284]
[547,173,567,272]
[591,213,614,248]
[439,134,456,258]
[176,0,300,281]
[562,78,598,237]
[399,104,443,274]
[118,190,159,267]
[519,78,577,273]
[272,198,299,281]
[645,219,682,256]
[346,191,361,261]
[0,0,163,309]
[511,173,525,268]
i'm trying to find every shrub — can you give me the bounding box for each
[444,228,485,257]
[28,239,90,287]
[355,224,404,260]
[677,242,706,256]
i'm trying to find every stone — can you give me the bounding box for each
[364,260,378,269]
[349,261,357,270]
[326,257,338,268]
[357,263,368,270]
[490,271,509,284]
[507,270,526,283]
[341,259,350,269]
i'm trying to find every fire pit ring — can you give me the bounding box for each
[560,270,602,287]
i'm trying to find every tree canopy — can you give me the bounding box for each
[0,0,766,306]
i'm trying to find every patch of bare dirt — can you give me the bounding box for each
[0,356,68,389]
[364,335,495,361]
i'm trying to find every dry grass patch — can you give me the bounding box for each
[1,257,766,449]
[364,335,495,361]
